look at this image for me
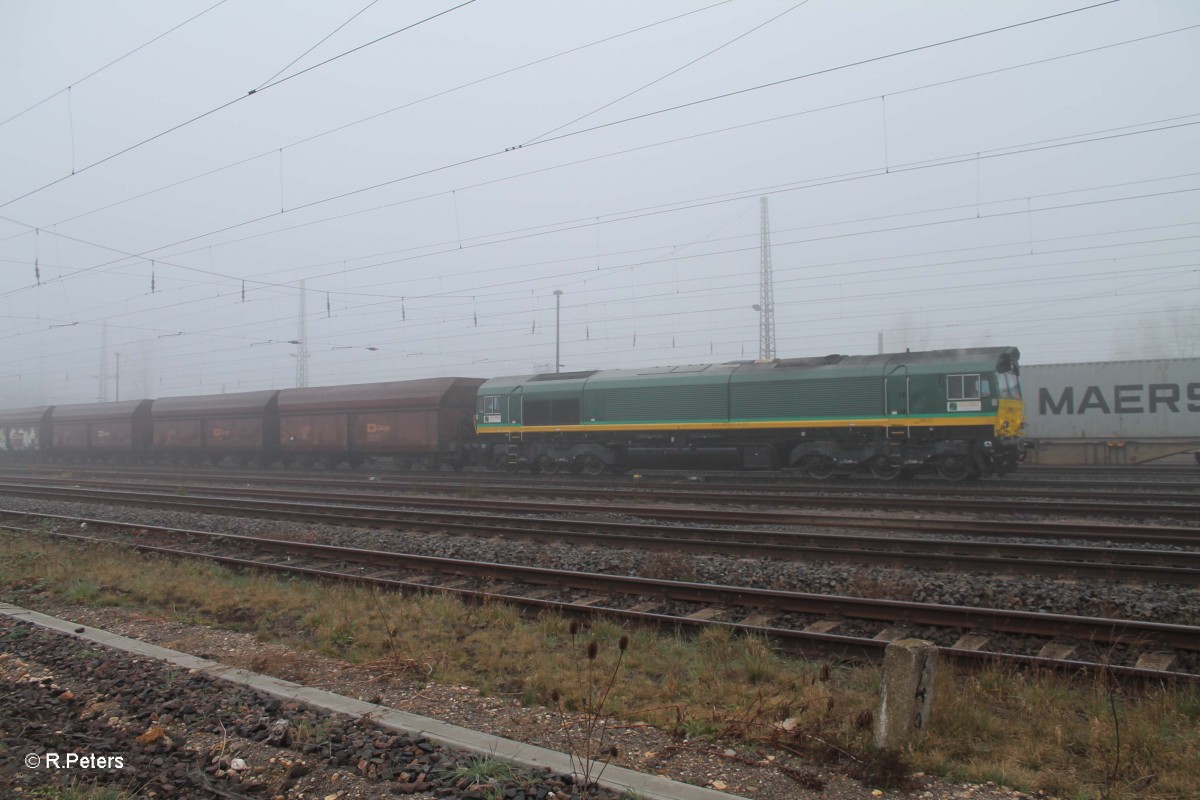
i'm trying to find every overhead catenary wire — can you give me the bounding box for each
[0,0,1140,231]
[7,103,1194,307]
[0,0,231,129]
[0,0,483,210]
[10,218,1198,367]
[521,0,814,145]
[0,0,739,241]
[4,1,1196,401]
[252,0,385,91]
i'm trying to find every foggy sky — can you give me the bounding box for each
[2,0,1198,406]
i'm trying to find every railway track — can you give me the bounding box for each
[1,479,1199,588]
[0,479,1197,549]
[1,470,1198,522]
[5,463,1200,496]
[2,512,1195,682]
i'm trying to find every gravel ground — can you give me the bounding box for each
[0,494,1188,798]
[0,609,1050,800]
[4,496,1198,626]
[1,615,613,800]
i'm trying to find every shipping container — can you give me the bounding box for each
[1021,358,1200,464]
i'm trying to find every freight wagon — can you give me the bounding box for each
[475,347,1024,479]
[151,390,280,466]
[46,399,153,462]
[277,377,484,470]
[1021,357,1200,465]
[0,405,53,460]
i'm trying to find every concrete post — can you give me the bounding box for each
[874,638,938,750]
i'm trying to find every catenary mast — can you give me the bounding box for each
[758,197,777,361]
[295,281,309,388]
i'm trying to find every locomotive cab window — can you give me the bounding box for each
[480,396,505,423]
[947,374,981,401]
[997,372,1021,399]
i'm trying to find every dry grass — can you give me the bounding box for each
[2,531,1198,798]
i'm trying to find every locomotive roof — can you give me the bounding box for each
[478,347,1020,392]
[0,405,53,425]
[151,389,280,418]
[277,377,485,413]
[51,399,153,423]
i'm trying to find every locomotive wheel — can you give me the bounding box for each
[937,456,973,481]
[578,454,606,476]
[868,458,903,480]
[805,457,835,480]
[537,455,561,475]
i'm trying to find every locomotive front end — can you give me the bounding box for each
[986,351,1025,474]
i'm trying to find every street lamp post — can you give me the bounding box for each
[553,290,563,373]
[115,352,121,402]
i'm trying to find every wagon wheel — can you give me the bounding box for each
[937,455,973,481]
[578,454,607,476]
[805,456,835,480]
[537,455,561,475]
[868,458,903,481]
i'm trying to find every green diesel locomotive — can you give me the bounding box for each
[474,347,1024,480]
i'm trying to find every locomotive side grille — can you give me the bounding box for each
[591,386,727,421]
[731,377,882,418]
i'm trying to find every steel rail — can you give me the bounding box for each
[1,498,1196,585]
[3,468,1198,516]
[8,462,1200,501]
[5,515,1198,682]
[0,480,1196,548]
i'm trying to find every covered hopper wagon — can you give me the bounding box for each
[0,405,53,460]
[46,399,153,462]
[151,390,280,466]
[277,377,484,470]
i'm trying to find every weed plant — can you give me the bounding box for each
[550,621,629,793]
[3,533,1198,798]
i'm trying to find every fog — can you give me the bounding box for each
[2,0,1198,406]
